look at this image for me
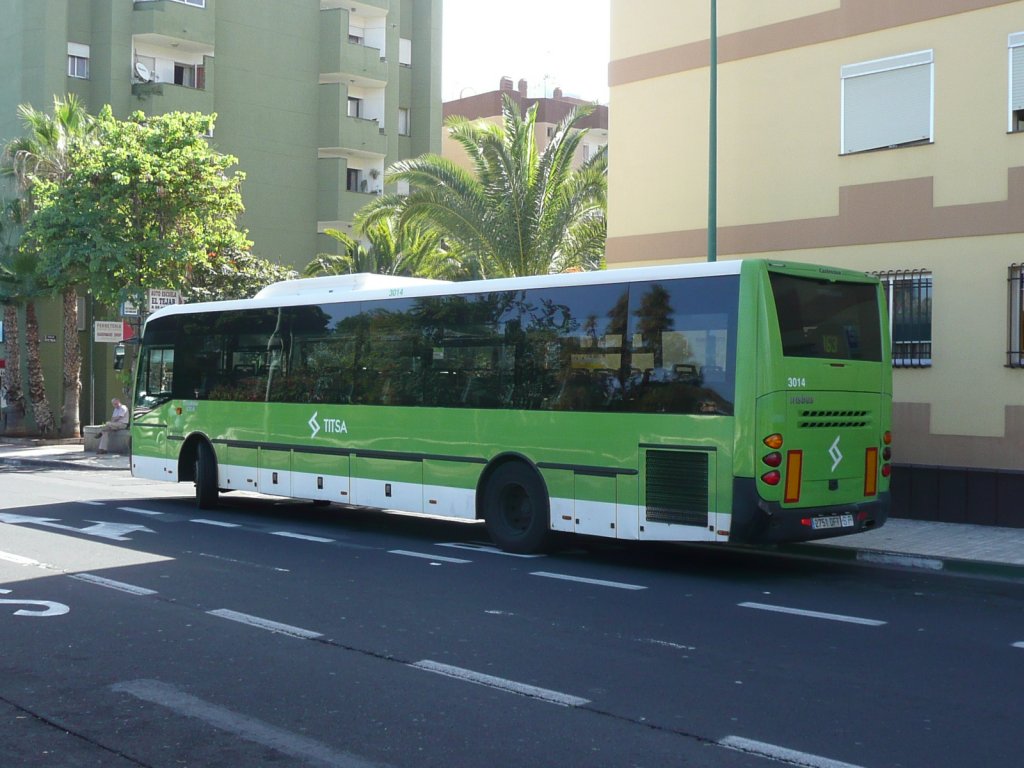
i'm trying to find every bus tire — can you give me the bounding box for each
[195,441,219,510]
[483,462,552,554]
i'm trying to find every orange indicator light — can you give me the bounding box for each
[784,450,803,503]
[864,447,878,497]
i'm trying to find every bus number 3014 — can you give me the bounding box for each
[788,377,807,388]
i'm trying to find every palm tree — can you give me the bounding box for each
[303,218,442,278]
[0,203,27,431]
[0,241,55,434]
[1,94,96,437]
[360,93,607,279]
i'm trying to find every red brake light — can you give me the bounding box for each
[881,464,892,478]
[762,452,782,468]
[761,470,781,486]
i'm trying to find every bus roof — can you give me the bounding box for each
[144,259,872,323]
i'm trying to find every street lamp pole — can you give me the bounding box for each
[707,0,718,262]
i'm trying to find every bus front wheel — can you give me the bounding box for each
[195,441,219,510]
[483,462,552,554]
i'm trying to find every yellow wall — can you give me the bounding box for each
[608,0,1024,468]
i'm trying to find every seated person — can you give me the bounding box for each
[97,398,129,454]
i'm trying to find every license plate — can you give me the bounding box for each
[811,514,854,530]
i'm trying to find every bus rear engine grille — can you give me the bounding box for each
[645,450,709,527]
[798,410,870,429]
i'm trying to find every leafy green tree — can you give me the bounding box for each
[361,93,607,279]
[184,248,296,303]
[1,94,97,436]
[22,108,250,311]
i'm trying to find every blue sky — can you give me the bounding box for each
[442,0,611,103]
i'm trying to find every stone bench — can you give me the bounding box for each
[83,425,131,454]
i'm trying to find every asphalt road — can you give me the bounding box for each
[1,465,1021,768]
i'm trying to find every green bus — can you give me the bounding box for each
[131,259,892,553]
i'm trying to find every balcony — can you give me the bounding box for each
[131,55,215,115]
[318,8,386,85]
[319,85,387,156]
[317,160,381,226]
[132,0,215,47]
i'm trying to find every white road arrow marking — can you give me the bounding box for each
[0,513,153,541]
[0,589,69,617]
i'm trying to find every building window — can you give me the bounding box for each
[1010,33,1024,132]
[841,50,933,154]
[875,270,933,368]
[1008,265,1024,367]
[173,62,205,89]
[398,108,410,136]
[346,168,360,192]
[67,43,90,79]
[136,0,206,6]
[399,38,412,67]
[347,97,363,118]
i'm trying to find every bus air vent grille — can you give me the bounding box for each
[798,410,870,429]
[645,450,709,526]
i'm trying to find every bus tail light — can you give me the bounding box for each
[880,431,893,481]
[763,433,784,450]
[762,451,782,468]
[761,470,781,486]
[864,447,878,496]
[784,450,802,503]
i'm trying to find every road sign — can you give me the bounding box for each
[94,321,124,343]
[148,289,181,313]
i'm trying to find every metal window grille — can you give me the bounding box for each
[1008,264,1024,367]
[873,270,932,368]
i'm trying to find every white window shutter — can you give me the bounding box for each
[842,51,933,154]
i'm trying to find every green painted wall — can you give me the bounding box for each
[0,0,443,434]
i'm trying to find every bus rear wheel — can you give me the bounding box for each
[483,462,551,554]
[195,441,219,510]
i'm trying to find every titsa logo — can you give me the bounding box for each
[309,411,347,439]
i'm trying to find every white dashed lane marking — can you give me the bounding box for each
[270,531,334,543]
[738,602,886,627]
[118,507,163,516]
[70,573,158,596]
[530,571,647,591]
[389,550,472,564]
[719,736,866,768]
[207,609,323,640]
[411,660,590,707]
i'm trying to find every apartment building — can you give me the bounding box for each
[608,0,1024,525]
[0,0,441,432]
[0,0,442,262]
[442,76,608,172]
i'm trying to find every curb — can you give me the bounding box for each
[780,542,1024,583]
[0,455,129,472]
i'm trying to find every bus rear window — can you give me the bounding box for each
[769,273,882,362]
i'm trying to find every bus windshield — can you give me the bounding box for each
[769,272,883,361]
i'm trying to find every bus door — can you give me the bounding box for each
[133,345,175,463]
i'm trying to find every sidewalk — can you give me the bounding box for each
[1,440,1022,581]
